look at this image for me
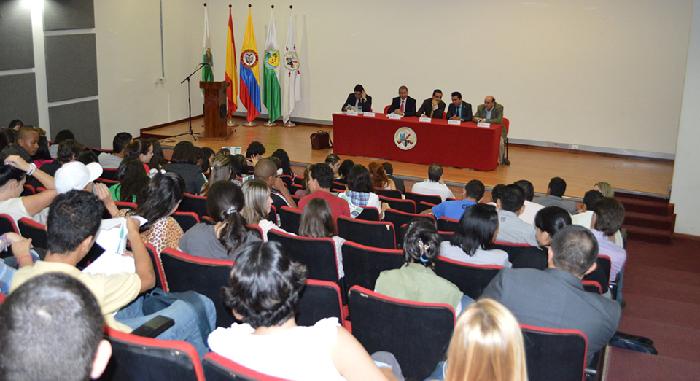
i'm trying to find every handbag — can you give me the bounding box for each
[310,131,333,149]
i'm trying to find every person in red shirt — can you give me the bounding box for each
[298,163,351,226]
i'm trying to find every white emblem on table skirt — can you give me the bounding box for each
[394,127,417,150]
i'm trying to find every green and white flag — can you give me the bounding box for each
[263,8,281,122]
[201,5,214,82]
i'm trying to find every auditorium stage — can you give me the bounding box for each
[141,116,674,199]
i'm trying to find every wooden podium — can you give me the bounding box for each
[199,81,229,139]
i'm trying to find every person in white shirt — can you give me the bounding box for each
[98,132,132,169]
[572,189,624,247]
[411,164,454,202]
[513,179,544,225]
[495,184,538,246]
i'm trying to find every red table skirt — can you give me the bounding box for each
[332,113,502,171]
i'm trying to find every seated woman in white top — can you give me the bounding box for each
[241,178,285,240]
[0,155,56,225]
[208,241,397,381]
[440,204,510,267]
[339,165,381,218]
[298,198,346,279]
[534,205,572,247]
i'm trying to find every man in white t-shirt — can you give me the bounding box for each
[411,164,454,201]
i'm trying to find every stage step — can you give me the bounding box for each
[624,211,676,231]
[623,225,673,244]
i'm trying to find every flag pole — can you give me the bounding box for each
[265,3,277,127]
[244,3,256,127]
[284,3,296,127]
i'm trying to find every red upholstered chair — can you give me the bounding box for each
[159,248,235,328]
[382,209,435,244]
[145,243,166,290]
[374,188,403,199]
[278,206,302,234]
[297,279,346,327]
[331,181,347,193]
[383,105,391,114]
[434,256,504,299]
[337,216,396,249]
[583,254,612,294]
[582,280,604,294]
[490,241,548,270]
[438,230,455,241]
[18,217,47,249]
[179,193,208,218]
[437,217,460,233]
[520,324,588,381]
[378,196,416,213]
[357,206,380,221]
[172,211,201,232]
[404,192,442,212]
[348,286,456,380]
[96,177,119,185]
[341,241,403,293]
[114,201,137,210]
[502,117,510,160]
[0,292,5,304]
[100,168,119,181]
[203,352,287,381]
[98,328,205,381]
[267,230,339,283]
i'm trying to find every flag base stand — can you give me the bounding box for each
[284,121,296,127]
[244,121,256,127]
[265,121,277,127]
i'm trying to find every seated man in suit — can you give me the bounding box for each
[474,96,507,164]
[341,84,372,112]
[417,89,447,119]
[482,225,621,361]
[386,85,417,117]
[446,92,473,121]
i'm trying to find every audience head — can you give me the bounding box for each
[299,198,335,237]
[271,149,292,176]
[432,89,443,101]
[171,141,198,165]
[77,149,99,165]
[324,153,340,173]
[198,147,215,173]
[34,133,51,160]
[451,91,463,105]
[0,273,112,381]
[592,197,625,236]
[117,158,150,203]
[381,162,393,176]
[427,163,443,182]
[497,184,525,214]
[549,225,599,277]
[0,164,28,198]
[451,203,499,255]
[338,159,355,179]
[594,181,614,198]
[7,119,23,130]
[514,179,535,202]
[348,164,373,193]
[135,173,184,228]
[490,184,506,203]
[223,241,307,328]
[125,139,154,165]
[54,161,103,194]
[17,126,39,156]
[307,163,334,192]
[208,152,233,185]
[403,219,440,267]
[207,181,248,255]
[47,190,104,257]
[253,158,278,185]
[398,85,408,98]
[548,176,567,197]
[148,139,166,169]
[56,139,83,164]
[465,179,485,202]
[582,189,604,211]
[241,178,272,225]
[445,298,527,381]
[534,206,572,247]
[111,132,133,155]
[245,141,266,161]
[368,162,389,189]
[53,129,75,145]
[230,154,247,179]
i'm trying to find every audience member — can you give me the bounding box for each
[298,163,351,225]
[40,139,82,176]
[375,219,470,312]
[534,206,572,247]
[230,154,247,185]
[48,129,75,158]
[337,159,355,184]
[33,129,52,163]
[489,183,506,205]
[99,132,132,169]
[441,203,510,267]
[209,240,396,380]
[125,139,154,172]
[571,189,604,229]
[0,273,112,381]
[594,181,615,198]
[7,119,23,131]
[109,157,149,203]
[325,153,341,178]
[411,163,455,201]
[513,179,544,225]
[495,184,538,246]
[180,181,259,260]
[254,158,297,208]
[165,141,206,194]
[482,225,622,360]
[148,139,168,170]
[591,197,627,280]
[382,162,405,193]
[298,198,346,279]
[241,178,284,239]
[0,155,56,224]
[272,148,294,177]
[341,84,373,112]
[198,147,216,176]
[431,179,484,220]
[339,164,382,217]
[1,126,39,162]
[368,161,396,190]
[245,140,266,167]
[294,165,311,198]
[201,153,233,195]
[77,149,99,165]
[533,177,577,213]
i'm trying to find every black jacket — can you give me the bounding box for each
[386,96,417,117]
[417,98,446,119]
[341,93,372,112]
[446,101,473,121]
[164,162,206,194]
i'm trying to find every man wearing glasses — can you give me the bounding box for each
[474,96,508,165]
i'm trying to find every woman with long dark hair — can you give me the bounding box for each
[298,198,346,279]
[109,158,149,203]
[440,203,510,267]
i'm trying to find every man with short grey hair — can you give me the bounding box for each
[410,163,454,201]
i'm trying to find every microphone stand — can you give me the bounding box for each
[176,63,207,140]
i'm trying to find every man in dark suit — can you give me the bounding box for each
[481,225,621,362]
[341,84,372,112]
[386,85,417,117]
[446,91,473,121]
[417,89,446,119]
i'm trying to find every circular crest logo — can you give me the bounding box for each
[283,51,300,71]
[394,127,417,150]
[241,50,258,68]
[265,50,280,69]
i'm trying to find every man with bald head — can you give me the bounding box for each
[253,158,297,209]
[473,96,507,165]
[1,126,39,162]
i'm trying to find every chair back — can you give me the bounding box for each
[114,201,137,210]
[436,217,460,232]
[278,206,302,234]
[267,230,339,282]
[100,168,119,181]
[582,280,604,294]
[383,209,435,244]
[145,243,166,290]
[297,279,345,327]
[583,254,612,293]
[374,189,403,199]
[331,182,346,193]
[521,324,588,381]
[378,196,415,213]
[337,216,396,249]
[202,353,287,381]
[173,211,201,232]
[18,217,47,249]
[159,248,235,328]
[357,206,380,221]
[503,116,510,135]
[490,241,548,270]
[434,256,503,299]
[404,192,442,212]
[348,286,455,380]
[180,193,208,218]
[98,328,205,381]
[341,241,403,293]
[0,214,18,258]
[383,105,391,114]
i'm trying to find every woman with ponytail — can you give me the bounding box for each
[179,181,259,260]
[374,219,471,313]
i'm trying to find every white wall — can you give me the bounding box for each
[671,0,700,236]
[95,0,692,156]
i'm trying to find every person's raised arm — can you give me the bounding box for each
[332,327,396,381]
[126,217,156,293]
[8,234,33,268]
[93,183,119,217]
[4,155,55,190]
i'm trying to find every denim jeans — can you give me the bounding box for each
[0,260,15,294]
[115,291,216,356]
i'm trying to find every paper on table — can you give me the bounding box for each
[447,119,461,125]
[362,112,376,117]
[345,111,359,116]
[419,116,432,123]
[477,122,491,128]
[387,113,402,120]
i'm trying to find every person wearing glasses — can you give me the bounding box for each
[474,96,507,164]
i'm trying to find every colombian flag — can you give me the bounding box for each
[239,7,261,123]
[225,7,238,117]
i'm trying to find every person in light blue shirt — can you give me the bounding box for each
[431,179,485,220]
